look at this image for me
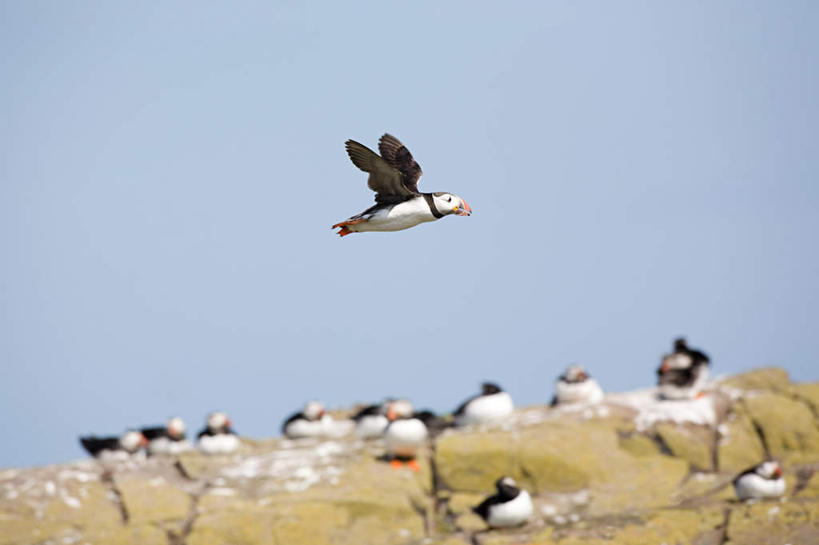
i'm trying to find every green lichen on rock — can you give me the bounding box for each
[743,392,819,464]
[617,433,661,457]
[435,430,520,492]
[717,405,767,472]
[721,367,791,392]
[726,500,819,545]
[656,423,714,471]
[793,382,819,415]
[114,474,191,527]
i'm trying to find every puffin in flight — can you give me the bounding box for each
[332,133,471,236]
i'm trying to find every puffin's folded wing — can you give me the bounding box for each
[378,133,423,193]
[345,139,417,203]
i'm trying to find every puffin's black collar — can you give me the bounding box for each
[423,194,444,218]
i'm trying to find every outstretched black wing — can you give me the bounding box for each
[345,139,418,204]
[378,134,423,194]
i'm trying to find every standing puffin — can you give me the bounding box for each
[141,417,192,456]
[332,133,471,236]
[282,401,328,439]
[657,337,710,400]
[551,365,604,406]
[197,411,240,455]
[453,382,514,427]
[472,476,533,529]
[79,430,148,460]
[383,400,429,471]
[733,460,786,500]
[352,401,390,439]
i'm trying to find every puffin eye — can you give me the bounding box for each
[446,196,452,202]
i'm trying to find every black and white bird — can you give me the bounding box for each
[332,134,471,236]
[282,401,329,439]
[657,337,710,400]
[453,382,514,427]
[79,430,148,460]
[383,400,429,471]
[733,460,786,500]
[141,417,192,456]
[551,365,604,406]
[197,411,240,455]
[472,476,533,528]
[352,401,390,439]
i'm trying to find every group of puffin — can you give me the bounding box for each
[78,336,786,528]
[79,411,238,459]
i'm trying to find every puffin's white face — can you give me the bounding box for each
[564,365,588,382]
[499,476,517,488]
[207,411,230,430]
[661,352,693,371]
[387,399,414,420]
[167,417,186,437]
[303,401,325,420]
[756,461,783,479]
[120,431,147,452]
[433,193,472,216]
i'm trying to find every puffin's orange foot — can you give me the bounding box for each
[332,218,367,237]
[336,227,352,237]
[406,459,421,472]
[389,459,404,469]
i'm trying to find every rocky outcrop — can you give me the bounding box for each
[1,368,818,545]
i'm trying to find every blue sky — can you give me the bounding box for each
[2,2,817,468]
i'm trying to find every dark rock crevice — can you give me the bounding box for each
[100,469,129,525]
[166,482,210,545]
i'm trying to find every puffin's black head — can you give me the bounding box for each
[673,338,688,352]
[495,476,520,499]
[481,382,502,395]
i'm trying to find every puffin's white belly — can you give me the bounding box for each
[353,199,437,232]
[198,434,240,455]
[455,392,514,426]
[486,490,533,528]
[148,437,193,456]
[554,379,604,405]
[734,474,786,500]
[384,419,428,457]
[285,418,327,439]
[356,415,389,439]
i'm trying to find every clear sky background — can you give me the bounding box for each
[2,2,817,468]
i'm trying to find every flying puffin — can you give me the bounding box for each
[453,382,514,427]
[282,401,329,439]
[197,411,240,455]
[551,365,604,406]
[472,476,533,529]
[141,417,193,456]
[352,401,390,439]
[79,430,148,459]
[383,399,429,471]
[657,337,710,400]
[733,460,786,500]
[332,133,471,236]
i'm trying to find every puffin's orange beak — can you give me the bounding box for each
[139,434,149,447]
[387,406,396,421]
[456,200,472,216]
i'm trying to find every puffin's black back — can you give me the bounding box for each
[79,436,119,456]
[140,426,168,441]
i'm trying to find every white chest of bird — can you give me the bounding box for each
[384,419,428,458]
[455,392,514,426]
[486,490,533,528]
[554,379,604,405]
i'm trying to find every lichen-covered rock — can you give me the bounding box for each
[79,524,169,545]
[717,406,767,472]
[721,367,791,392]
[742,392,819,464]
[656,423,714,471]
[794,382,819,414]
[435,430,520,492]
[114,474,191,528]
[616,433,661,457]
[726,501,819,545]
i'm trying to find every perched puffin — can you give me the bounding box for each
[79,430,148,459]
[332,134,471,236]
[141,417,192,456]
[453,382,514,427]
[383,400,429,470]
[733,460,786,500]
[197,411,240,455]
[352,401,390,439]
[551,365,604,406]
[282,401,329,439]
[657,337,710,400]
[472,476,533,529]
